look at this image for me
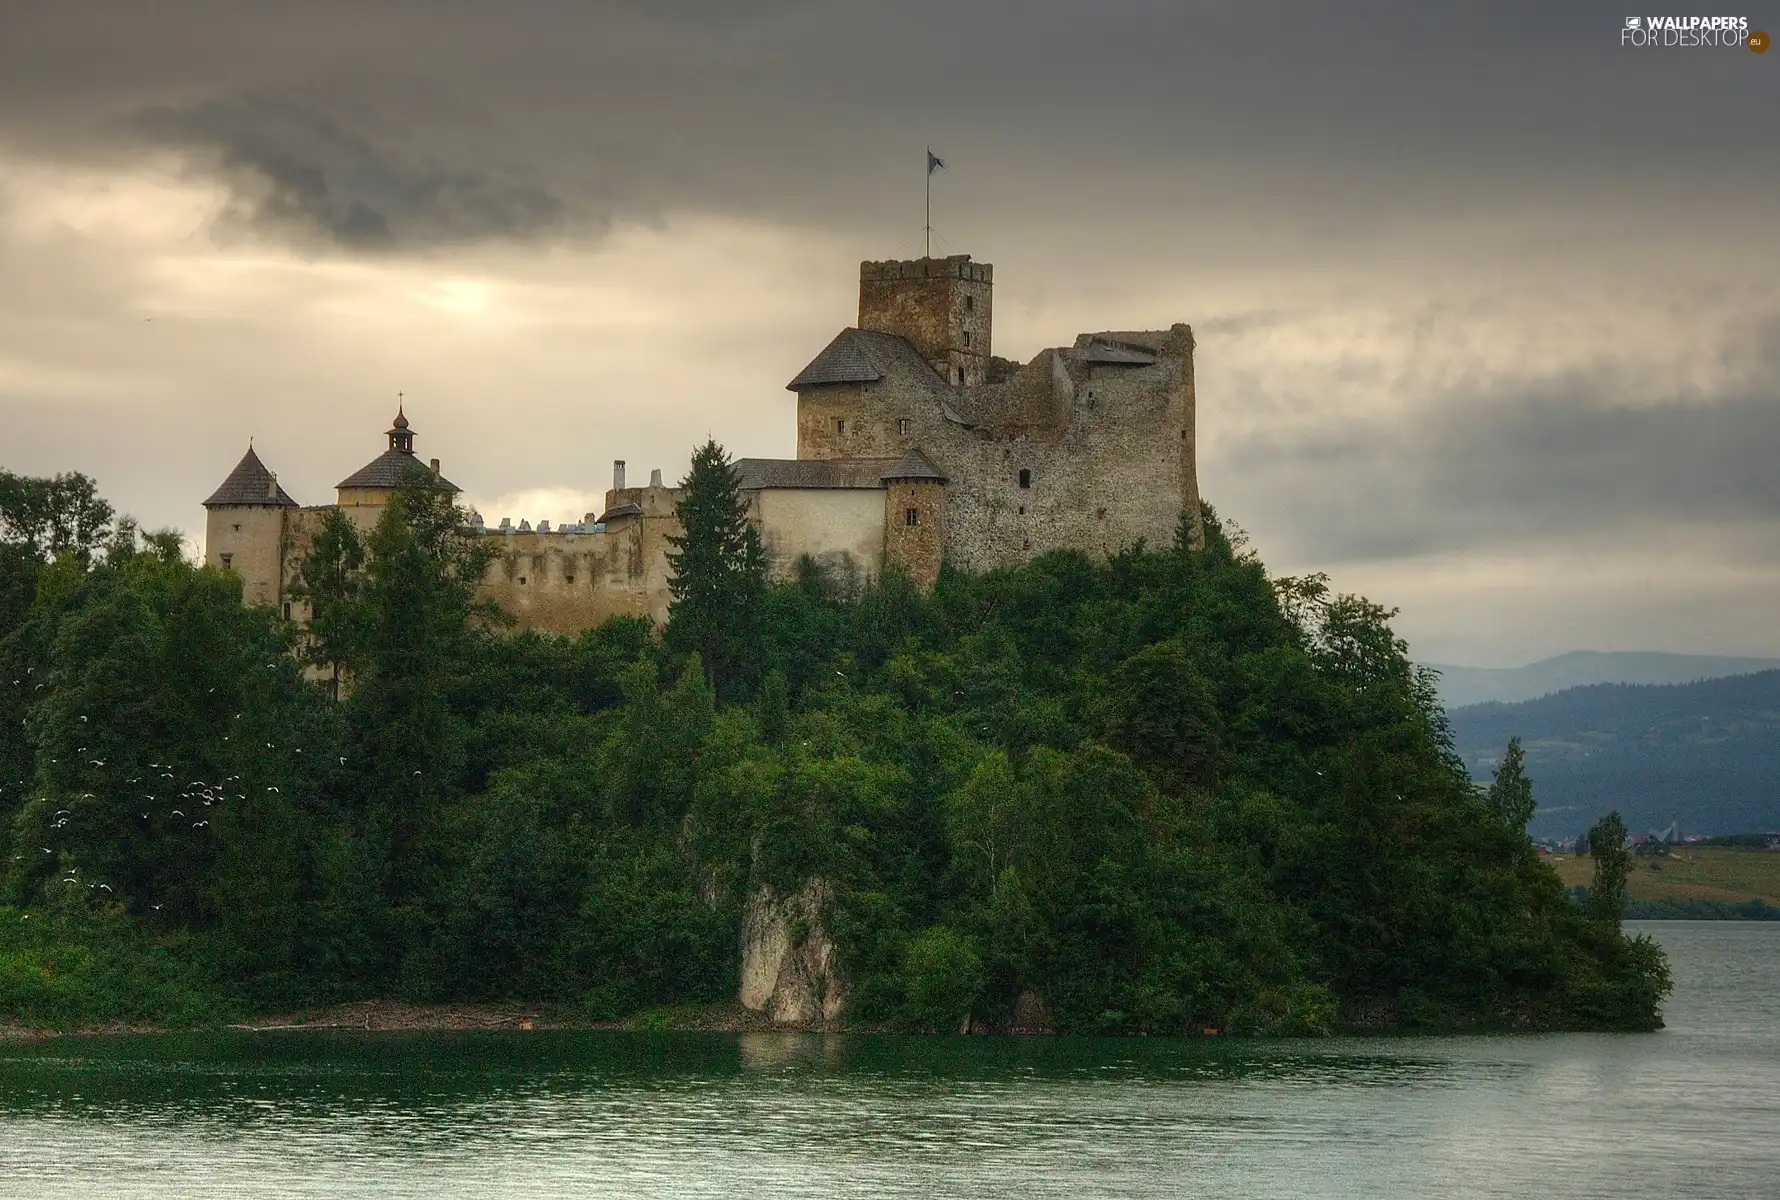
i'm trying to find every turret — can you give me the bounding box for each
[202,445,297,608]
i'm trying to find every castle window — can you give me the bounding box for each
[898,418,911,436]
[1017,505,1025,516]
[565,574,575,585]
[905,508,920,527]
[220,553,232,569]
[282,602,292,620]
[1018,469,1031,489]
[836,418,849,436]
[965,295,975,312]
[955,367,965,384]
[963,332,971,348]
[232,523,241,533]
[1096,507,1108,520]
[518,576,527,585]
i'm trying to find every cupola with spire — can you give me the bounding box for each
[336,399,459,515]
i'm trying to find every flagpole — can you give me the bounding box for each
[925,147,931,258]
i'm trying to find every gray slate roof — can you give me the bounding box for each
[203,447,298,508]
[786,328,944,390]
[735,450,948,490]
[335,449,460,492]
[881,448,948,483]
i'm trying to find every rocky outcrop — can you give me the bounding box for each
[739,880,848,1026]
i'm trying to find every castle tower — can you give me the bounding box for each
[858,254,992,387]
[335,404,459,531]
[881,449,947,589]
[203,445,297,608]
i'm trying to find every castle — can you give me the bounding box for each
[203,253,1202,633]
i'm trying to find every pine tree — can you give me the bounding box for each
[664,439,766,698]
[1488,737,1536,835]
[292,508,367,701]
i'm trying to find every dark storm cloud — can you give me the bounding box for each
[3,0,1772,252]
[1224,346,1780,563]
[129,94,566,250]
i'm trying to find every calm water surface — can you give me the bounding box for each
[1,921,1775,1198]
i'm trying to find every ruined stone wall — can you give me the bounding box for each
[798,324,1198,573]
[257,482,685,638]
[883,480,943,588]
[748,487,885,585]
[858,256,992,387]
[934,327,1196,571]
[479,480,683,632]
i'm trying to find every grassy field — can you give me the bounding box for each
[1548,846,1780,906]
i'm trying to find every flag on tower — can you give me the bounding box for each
[927,149,946,175]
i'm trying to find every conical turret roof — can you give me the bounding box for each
[203,446,298,508]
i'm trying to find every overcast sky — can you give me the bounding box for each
[2,1,1775,665]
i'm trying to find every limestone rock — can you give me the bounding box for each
[739,880,848,1025]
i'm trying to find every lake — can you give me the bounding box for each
[2,921,1776,1198]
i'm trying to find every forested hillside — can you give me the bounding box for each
[0,454,1668,1034]
[1448,672,1780,838]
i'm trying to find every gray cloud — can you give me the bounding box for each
[129,94,566,249]
[1,0,1776,664]
[1222,342,1780,563]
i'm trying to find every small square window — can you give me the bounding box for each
[565,575,576,585]
[905,508,920,527]
[232,523,241,533]
[1018,469,1031,489]
[898,418,911,436]
[518,576,527,585]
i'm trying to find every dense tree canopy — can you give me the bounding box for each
[0,464,1670,1033]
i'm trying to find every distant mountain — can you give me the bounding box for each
[1424,651,1780,709]
[1447,670,1780,839]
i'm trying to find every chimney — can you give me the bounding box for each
[613,459,626,491]
[429,457,440,475]
[650,468,664,488]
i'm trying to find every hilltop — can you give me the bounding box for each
[1425,651,1780,709]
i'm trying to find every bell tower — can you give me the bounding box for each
[857,254,992,387]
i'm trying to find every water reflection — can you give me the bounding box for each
[0,923,1775,1199]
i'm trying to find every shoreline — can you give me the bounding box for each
[0,999,846,1041]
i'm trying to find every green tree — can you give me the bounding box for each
[901,925,985,1031]
[0,471,114,564]
[1489,736,1537,842]
[1584,810,1631,924]
[665,439,766,699]
[291,508,367,700]
[345,481,501,874]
